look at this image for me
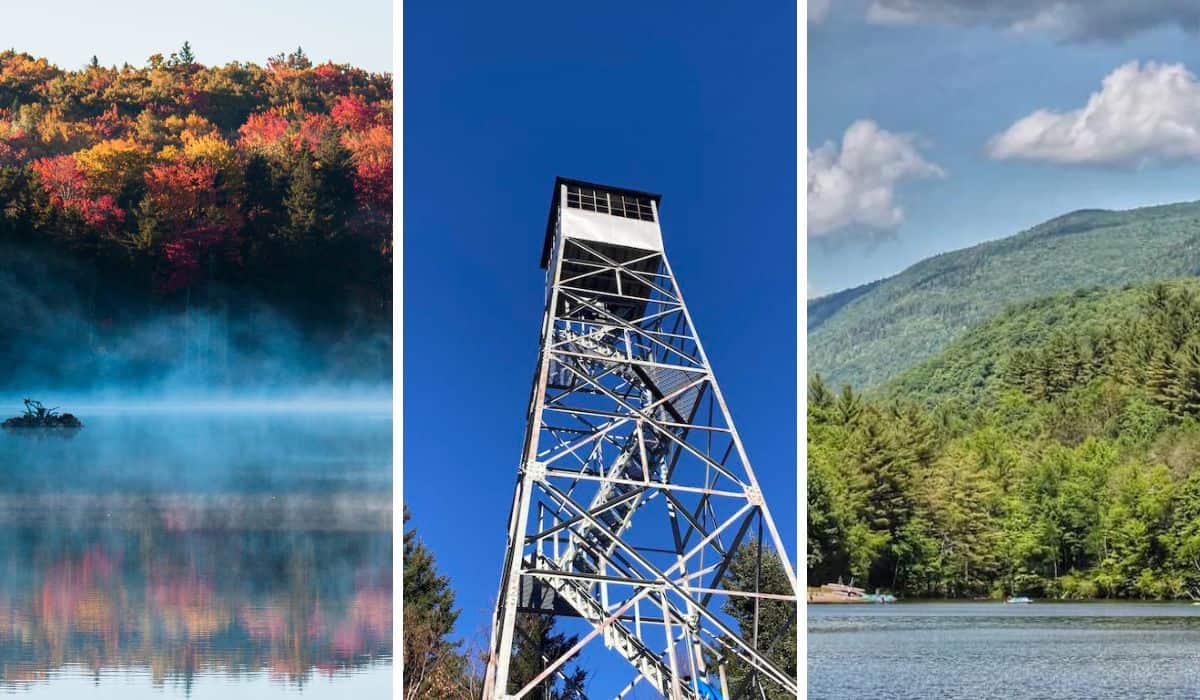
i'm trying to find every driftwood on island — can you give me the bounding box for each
[2,399,82,429]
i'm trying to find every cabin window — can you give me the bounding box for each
[565,184,655,222]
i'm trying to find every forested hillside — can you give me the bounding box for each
[0,46,390,313]
[809,279,1200,599]
[883,285,1144,407]
[809,203,1200,389]
[0,46,392,390]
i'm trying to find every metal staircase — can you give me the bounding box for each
[536,552,689,697]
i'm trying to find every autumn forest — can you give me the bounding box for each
[0,45,392,390]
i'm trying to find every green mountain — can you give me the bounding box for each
[807,278,1200,599]
[809,201,1200,389]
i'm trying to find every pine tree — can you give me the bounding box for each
[289,46,312,69]
[281,152,325,243]
[891,402,937,468]
[919,446,1001,596]
[853,415,914,587]
[506,613,588,699]
[856,419,911,535]
[1172,339,1200,417]
[720,543,797,700]
[1002,348,1035,395]
[403,507,473,699]
[833,384,862,426]
[808,373,833,416]
[1147,348,1178,414]
[167,42,195,68]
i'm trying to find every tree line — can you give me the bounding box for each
[0,45,391,319]
[809,281,1200,600]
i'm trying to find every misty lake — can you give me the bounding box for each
[0,403,391,698]
[809,601,1200,699]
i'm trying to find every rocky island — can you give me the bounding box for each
[2,399,82,429]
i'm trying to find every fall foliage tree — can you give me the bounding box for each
[0,47,390,312]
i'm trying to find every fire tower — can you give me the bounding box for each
[483,178,798,699]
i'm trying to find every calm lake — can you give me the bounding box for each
[809,601,1200,699]
[0,405,392,698]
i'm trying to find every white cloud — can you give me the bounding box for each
[808,120,944,239]
[988,61,1200,168]
[810,0,832,23]
[865,1,1200,42]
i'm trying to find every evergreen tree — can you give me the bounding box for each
[506,613,588,699]
[808,373,833,418]
[281,152,323,243]
[1170,339,1200,418]
[289,46,312,69]
[403,507,473,699]
[852,415,914,587]
[1147,348,1178,413]
[1170,471,1200,597]
[916,443,1001,596]
[833,384,862,426]
[721,543,797,700]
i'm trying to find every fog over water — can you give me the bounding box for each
[0,247,393,696]
[0,409,391,495]
[0,241,391,401]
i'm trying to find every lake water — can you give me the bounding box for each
[809,601,1200,699]
[0,406,392,698]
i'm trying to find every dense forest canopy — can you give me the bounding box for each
[0,45,390,311]
[809,280,1200,600]
[0,46,392,391]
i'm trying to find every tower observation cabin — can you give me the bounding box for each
[541,178,664,322]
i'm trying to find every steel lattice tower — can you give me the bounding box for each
[483,178,798,699]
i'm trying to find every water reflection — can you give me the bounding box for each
[0,409,391,697]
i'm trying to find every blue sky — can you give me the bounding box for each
[403,0,796,690]
[0,0,391,72]
[809,2,1200,296]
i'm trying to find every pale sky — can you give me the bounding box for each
[0,0,392,72]
[810,1,1200,296]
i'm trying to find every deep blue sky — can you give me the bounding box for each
[403,0,797,685]
[810,7,1200,296]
